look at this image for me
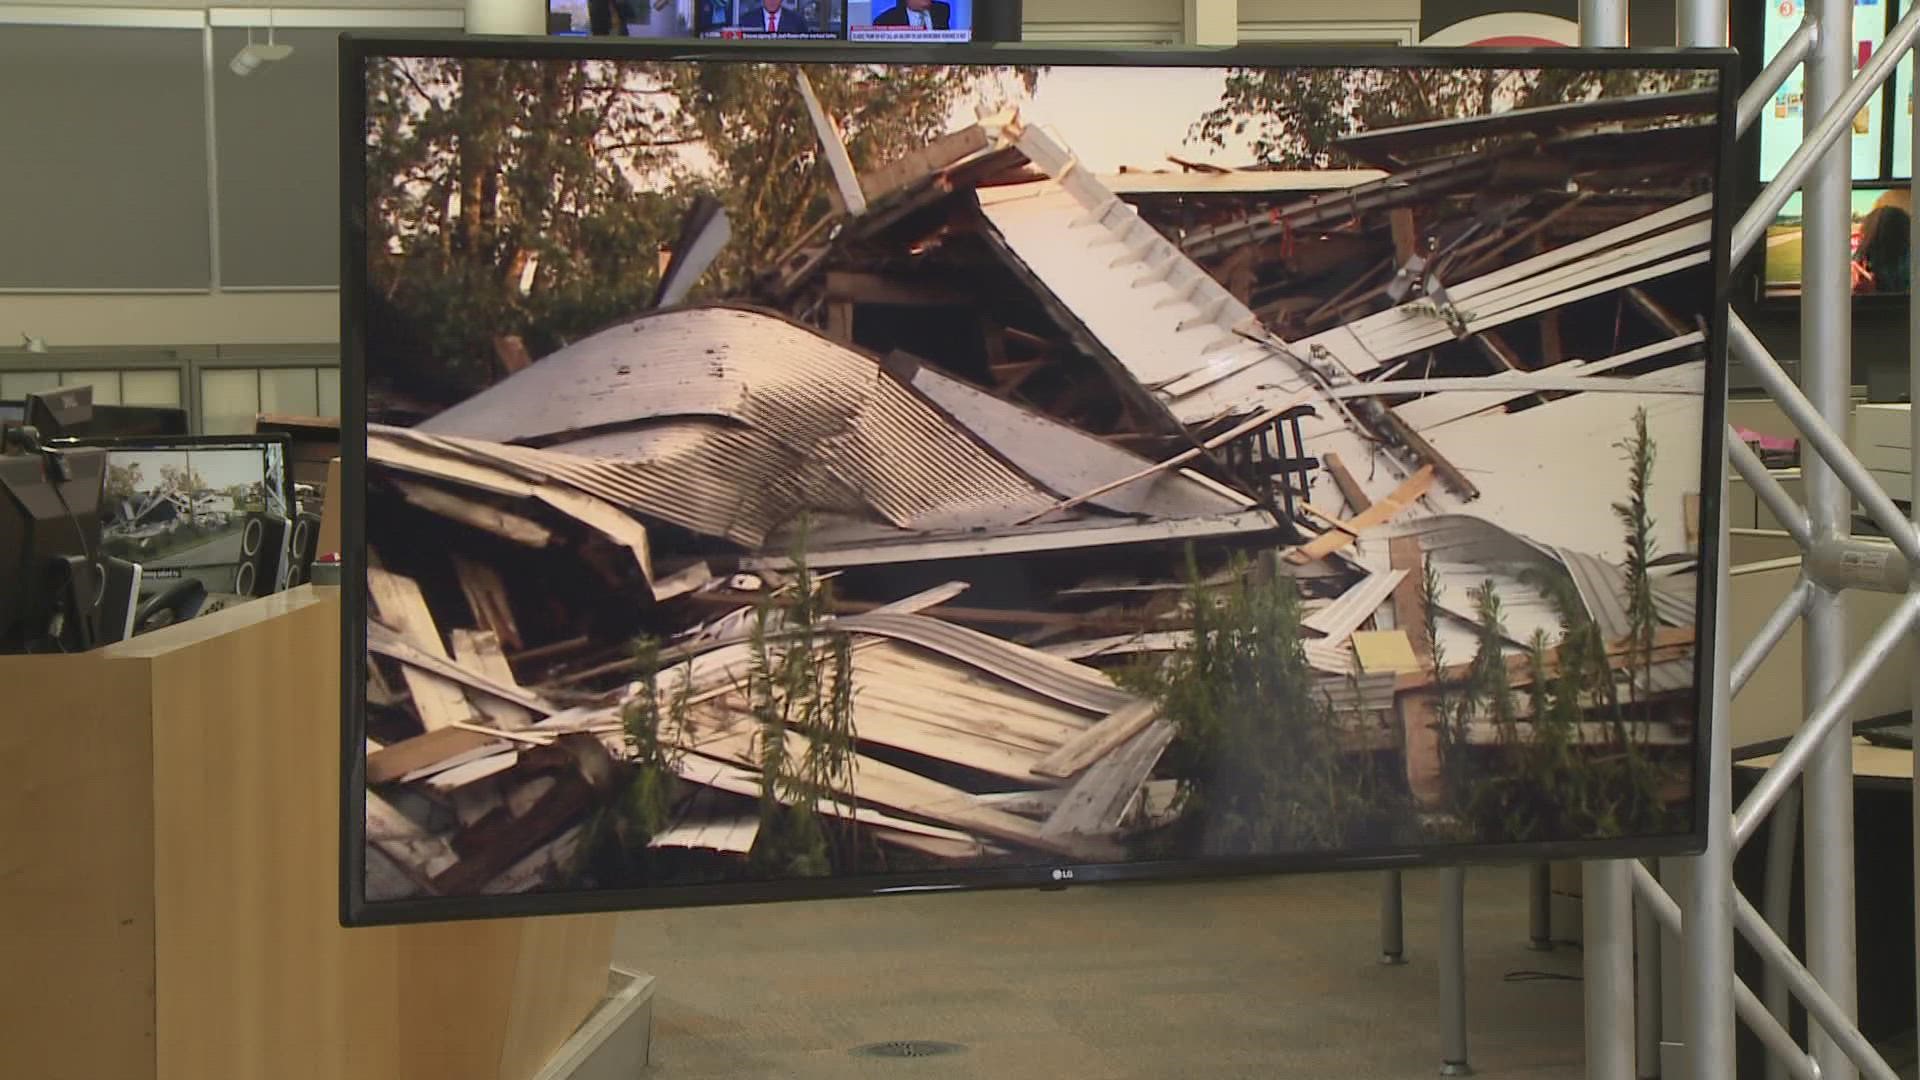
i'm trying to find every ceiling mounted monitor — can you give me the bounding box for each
[339,38,1737,925]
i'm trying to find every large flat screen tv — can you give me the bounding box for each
[341,38,1737,925]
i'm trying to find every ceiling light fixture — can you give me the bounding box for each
[230,9,293,77]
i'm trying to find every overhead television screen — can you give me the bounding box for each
[550,0,698,37]
[697,0,842,38]
[342,39,1735,924]
[848,0,974,42]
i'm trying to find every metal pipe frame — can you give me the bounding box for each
[1650,3,1920,1080]
[1439,866,1472,1076]
[1380,869,1406,965]
[1577,7,1638,1078]
[1635,859,1663,1080]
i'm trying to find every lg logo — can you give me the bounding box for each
[1050,868,1075,882]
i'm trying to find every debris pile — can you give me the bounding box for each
[362,83,1711,897]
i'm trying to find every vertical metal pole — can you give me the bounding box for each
[1587,860,1637,1080]
[1762,787,1803,1080]
[1636,859,1664,1080]
[1578,5,1635,1077]
[1802,4,1861,1079]
[1529,863,1554,951]
[1381,870,1407,965]
[1676,0,1737,1073]
[1909,53,1920,1078]
[1439,866,1472,1077]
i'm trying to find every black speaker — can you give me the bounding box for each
[235,512,288,597]
[286,512,322,587]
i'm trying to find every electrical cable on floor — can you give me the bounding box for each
[1502,970,1582,983]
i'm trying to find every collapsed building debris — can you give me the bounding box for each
[361,77,1713,896]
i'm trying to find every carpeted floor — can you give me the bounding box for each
[613,865,1590,1079]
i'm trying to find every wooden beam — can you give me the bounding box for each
[1387,536,1432,664]
[367,725,504,785]
[1321,451,1373,514]
[367,565,476,732]
[858,123,991,202]
[1626,285,1692,339]
[453,555,523,653]
[825,270,973,307]
[826,299,854,342]
[492,335,533,375]
[1390,207,1417,265]
[1029,700,1159,780]
[1378,410,1480,501]
[452,629,536,730]
[1472,330,1527,373]
[1286,466,1434,565]
[395,482,553,548]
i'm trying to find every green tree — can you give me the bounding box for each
[1128,550,1413,856]
[105,462,144,501]
[659,62,1036,294]
[1190,66,1715,168]
[364,58,1031,407]
[365,57,699,402]
[1613,406,1660,737]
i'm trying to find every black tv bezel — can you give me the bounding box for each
[339,36,1741,928]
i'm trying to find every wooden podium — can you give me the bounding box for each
[1,587,632,1080]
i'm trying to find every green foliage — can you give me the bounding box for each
[1613,407,1660,733]
[1127,550,1415,856]
[364,58,1031,406]
[1190,67,1717,169]
[1432,412,1678,843]
[743,519,860,878]
[572,634,692,883]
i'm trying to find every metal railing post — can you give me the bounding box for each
[1381,869,1406,965]
[1672,4,1736,1077]
[1801,6,1862,1080]
[1439,866,1471,1076]
[1576,6,1637,1078]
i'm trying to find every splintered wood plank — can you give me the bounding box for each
[1322,451,1373,514]
[670,753,987,860]
[1287,466,1434,565]
[1387,534,1445,807]
[452,629,535,730]
[688,726,1115,861]
[454,555,524,652]
[367,623,553,715]
[1351,630,1422,675]
[396,481,553,548]
[367,725,504,785]
[1041,719,1175,840]
[859,122,991,200]
[368,565,475,731]
[435,775,592,895]
[1390,207,1417,265]
[1029,700,1159,780]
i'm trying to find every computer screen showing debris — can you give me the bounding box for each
[341,40,1736,925]
[550,0,698,37]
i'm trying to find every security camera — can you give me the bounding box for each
[230,40,294,76]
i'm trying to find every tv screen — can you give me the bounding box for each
[1760,186,1911,298]
[698,0,843,38]
[342,40,1735,924]
[58,434,294,597]
[848,0,975,42]
[550,0,698,37]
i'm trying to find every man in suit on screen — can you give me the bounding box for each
[740,0,811,32]
[873,0,951,28]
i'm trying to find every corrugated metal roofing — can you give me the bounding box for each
[903,360,1243,520]
[1561,546,1700,641]
[837,611,1133,715]
[1302,568,1408,644]
[415,306,1060,546]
